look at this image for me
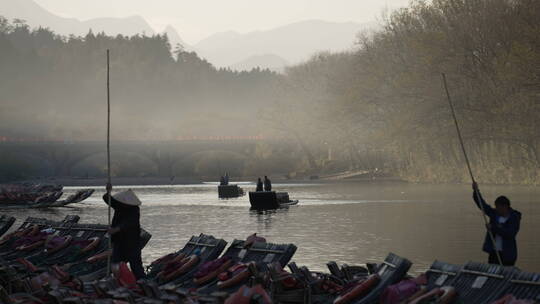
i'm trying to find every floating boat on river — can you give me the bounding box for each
[218,184,245,198]
[249,191,299,210]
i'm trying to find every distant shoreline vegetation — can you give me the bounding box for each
[1,0,539,185]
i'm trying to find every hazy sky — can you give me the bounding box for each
[34,0,410,43]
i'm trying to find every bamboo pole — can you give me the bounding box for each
[441,73,502,266]
[106,49,112,275]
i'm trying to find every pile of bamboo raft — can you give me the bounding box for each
[0,184,94,208]
[0,214,537,304]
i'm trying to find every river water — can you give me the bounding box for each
[1,181,539,273]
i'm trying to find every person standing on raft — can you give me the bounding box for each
[103,189,146,279]
[472,182,521,266]
[256,177,263,192]
[264,176,272,192]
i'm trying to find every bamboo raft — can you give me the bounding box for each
[0,183,94,209]
[0,215,537,304]
[218,185,245,199]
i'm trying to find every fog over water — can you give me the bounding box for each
[1,0,539,186]
[0,0,538,282]
[2,182,538,273]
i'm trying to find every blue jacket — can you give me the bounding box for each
[473,190,521,262]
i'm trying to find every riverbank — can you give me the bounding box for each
[14,175,406,187]
[19,177,199,187]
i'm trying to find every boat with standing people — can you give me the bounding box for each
[249,176,299,210]
[216,173,245,198]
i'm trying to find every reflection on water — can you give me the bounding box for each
[1,182,539,273]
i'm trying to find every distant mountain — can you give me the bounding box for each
[162,25,191,51]
[230,54,289,72]
[0,0,155,36]
[0,0,375,71]
[194,20,376,69]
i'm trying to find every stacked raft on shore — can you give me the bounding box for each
[0,215,538,304]
[0,183,94,208]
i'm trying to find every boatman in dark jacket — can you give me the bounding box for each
[256,178,263,192]
[103,189,145,279]
[472,182,521,266]
[264,176,272,191]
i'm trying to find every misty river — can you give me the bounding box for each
[1,181,539,273]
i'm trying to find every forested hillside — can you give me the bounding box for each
[274,0,540,184]
[0,17,280,140]
[1,0,538,184]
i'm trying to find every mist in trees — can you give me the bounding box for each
[0,17,281,141]
[275,0,540,184]
[1,0,539,184]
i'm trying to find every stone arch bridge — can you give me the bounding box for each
[0,139,290,177]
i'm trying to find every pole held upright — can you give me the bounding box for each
[106,49,112,275]
[441,73,502,266]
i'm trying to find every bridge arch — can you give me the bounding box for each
[71,151,160,177]
[0,140,284,180]
[0,151,53,178]
[177,149,250,177]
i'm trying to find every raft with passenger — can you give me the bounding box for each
[218,184,245,199]
[249,191,299,210]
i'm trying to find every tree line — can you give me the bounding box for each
[0,17,280,141]
[274,0,539,184]
[1,0,539,184]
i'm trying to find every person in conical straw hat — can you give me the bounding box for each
[103,188,145,279]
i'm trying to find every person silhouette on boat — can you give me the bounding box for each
[472,182,521,266]
[264,176,272,192]
[103,188,146,279]
[224,172,229,185]
[219,176,226,186]
[256,178,263,192]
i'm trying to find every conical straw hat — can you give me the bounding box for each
[111,189,142,206]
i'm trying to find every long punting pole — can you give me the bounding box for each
[441,73,502,266]
[106,49,112,275]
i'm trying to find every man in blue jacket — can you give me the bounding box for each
[472,182,521,266]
